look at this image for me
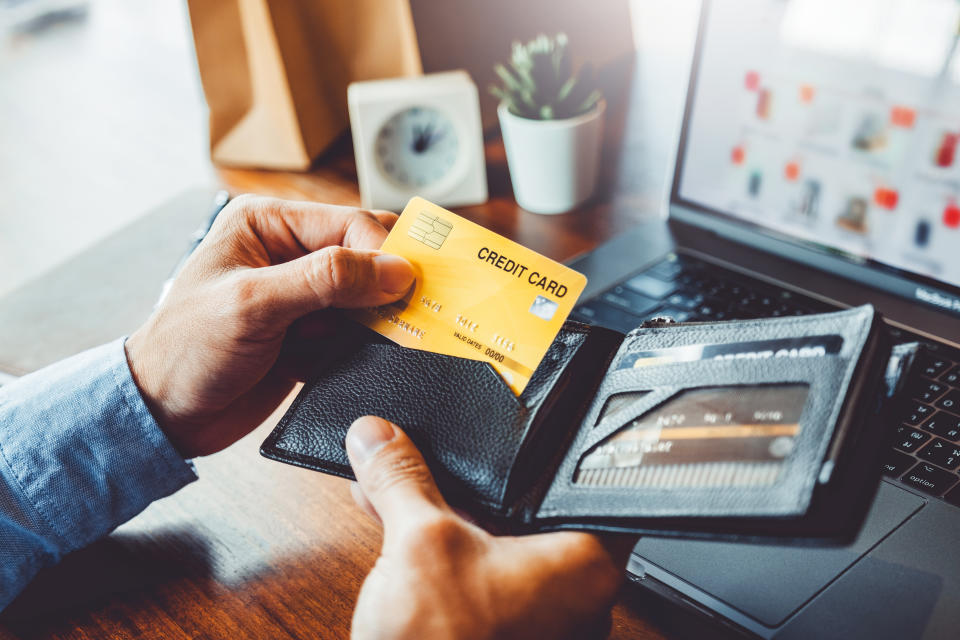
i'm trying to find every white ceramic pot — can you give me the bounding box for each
[497,99,605,215]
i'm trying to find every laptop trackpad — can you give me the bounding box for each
[632,482,924,627]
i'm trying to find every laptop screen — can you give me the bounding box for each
[672,0,960,317]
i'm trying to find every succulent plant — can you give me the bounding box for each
[490,33,602,120]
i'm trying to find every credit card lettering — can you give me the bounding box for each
[353,197,587,395]
[477,248,572,298]
[616,335,843,370]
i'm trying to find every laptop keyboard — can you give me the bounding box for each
[570,252,960,509]
[570,253,835,327]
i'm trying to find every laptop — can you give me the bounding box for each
[567,1,960,637]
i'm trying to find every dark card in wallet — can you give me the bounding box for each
[261,305,912,543]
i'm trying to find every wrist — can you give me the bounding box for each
[124,327,189,456]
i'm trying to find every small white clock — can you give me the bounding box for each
[348,70,488,211]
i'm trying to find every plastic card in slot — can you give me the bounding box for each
[575,385,809,490]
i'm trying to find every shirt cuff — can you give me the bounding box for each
[0,338,197,552]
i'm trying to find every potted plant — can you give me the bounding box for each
[490,33,605,215]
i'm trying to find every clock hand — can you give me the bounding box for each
[412,123,433,154]
[411,121,447,154]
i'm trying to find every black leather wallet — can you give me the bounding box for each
[261,305,907,543]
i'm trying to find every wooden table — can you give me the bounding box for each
[0,22,737,640]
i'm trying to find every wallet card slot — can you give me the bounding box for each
[616,305,875,367]
[261,321,618,514]
[473,360,525,409]
[535,354,850,521]
[263,341,526,509]
[575,383,811,490]
[580,355,844,453]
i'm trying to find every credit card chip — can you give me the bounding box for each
[408,212,453,249]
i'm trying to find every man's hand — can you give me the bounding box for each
[125,195,415,457]
[346,416,632,640]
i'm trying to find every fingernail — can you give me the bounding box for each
[346,416,396,463]
[374,254,415,294]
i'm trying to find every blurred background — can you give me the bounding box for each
[0,0,214,298]
[0,0,699,299]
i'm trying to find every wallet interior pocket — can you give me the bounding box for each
[533,354,850,523]
[262,339,527,509]
[260,321,619,513]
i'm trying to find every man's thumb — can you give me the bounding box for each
[346,416,448,530]
[258,247,414,321]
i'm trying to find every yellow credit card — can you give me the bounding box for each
[351,197,587,395]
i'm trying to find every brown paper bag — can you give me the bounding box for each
[187,0,422,170]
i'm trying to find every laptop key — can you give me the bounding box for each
[601,286,660,316]
[910,379,948,403]
[916,352,953,378]
[697,276,724,292]
[573,301,642,333]
[704,283,730,298]
[645,258,684,282]
[919,412,960,441]
[917,438,960,470]
[934,390,960,414]
[893,425,930,452]
[665,292,703,310]
[902,403,935,425]
[940,365,960,386]
[900,462,959,496]
[653,307,693,323]
[624,274,676,300]
[769,303,794,317]
[883,450,918,477]
[694,303,722,319]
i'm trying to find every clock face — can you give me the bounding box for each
[375,106,459,188]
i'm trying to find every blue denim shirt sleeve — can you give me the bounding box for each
[0,338,197,609]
